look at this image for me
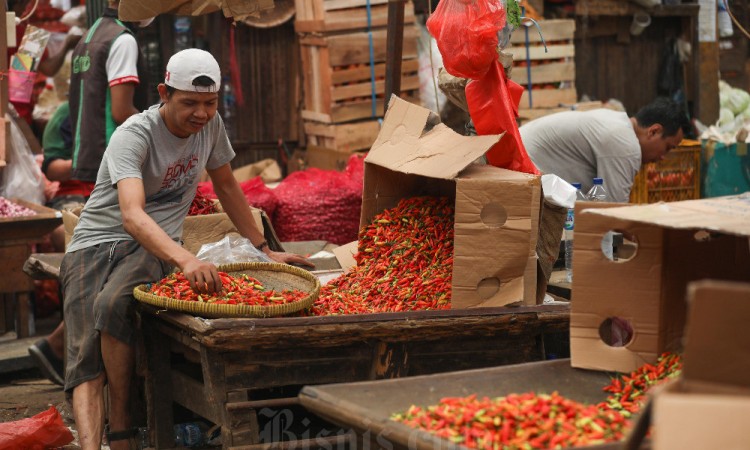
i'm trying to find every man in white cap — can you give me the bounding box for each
[60,48,311,450]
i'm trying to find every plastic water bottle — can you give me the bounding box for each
[174,422,203,447]
[718,0,734,38]
[587,177,608,202]
[563,183,587,283]
[586,178,614,259]
[174,17,192,53]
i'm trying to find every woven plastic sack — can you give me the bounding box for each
[0,406,73,450]
[273,155,364,245]
[426,0,506,79]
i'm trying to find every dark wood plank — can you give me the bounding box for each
[384,0,405,113]
[144,323,176,449]
[198,309,569,349]
[698,41,720,124]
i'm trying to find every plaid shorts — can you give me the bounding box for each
[59,240,172,392]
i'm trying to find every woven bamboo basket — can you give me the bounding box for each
[133,262,320,318]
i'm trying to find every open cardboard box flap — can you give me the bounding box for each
[366,96,503,180]
[584,194,750,237]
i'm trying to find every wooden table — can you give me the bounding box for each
[300,359,647,450]
[0,201,61,337]
[140,304,570,449]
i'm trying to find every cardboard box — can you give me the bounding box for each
[361,96,541,308]
[198,158,282,183]
[652,280,750,450]
[306,145,364,171]
[570,195,750,373]
[63,205,281,255]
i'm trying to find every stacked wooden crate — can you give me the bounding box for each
[507,19,577,121]
[295,0,421,158]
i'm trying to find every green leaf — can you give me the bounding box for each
[506,0,522,28]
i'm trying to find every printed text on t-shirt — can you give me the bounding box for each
[162,154,199,189]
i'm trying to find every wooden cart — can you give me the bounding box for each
[141,304,570,448]
[299,359,642,450]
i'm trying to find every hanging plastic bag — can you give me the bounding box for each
[0,115,46,204]
[466,60,540,174]
[0,406,74,450]
[426,0,506,79]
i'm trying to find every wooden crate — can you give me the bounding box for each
[508,19,577,110]
[630,142,701,204]
[299,24,421,124]
[303,119,380,153]
[295,0,416,33]
[142,304,570,448]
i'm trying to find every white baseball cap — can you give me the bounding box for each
[164,48,221,93]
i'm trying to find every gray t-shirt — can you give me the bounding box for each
[520,109,641,202]
[67,104,235,252]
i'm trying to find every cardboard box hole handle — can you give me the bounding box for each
[476,277,501,299]
[601,230,638,263]
[598,317,634,347]
[480,203,508,228]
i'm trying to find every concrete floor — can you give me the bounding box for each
[0,316,82,448]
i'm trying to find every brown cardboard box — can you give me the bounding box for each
[286,149,307,175]
[307,146,365,171]
[652,280,750,450]
[63,206,279,255]
[570,195,750,373]
[198,158,282,183]
[361,96,541,308]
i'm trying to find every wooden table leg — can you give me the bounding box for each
[16,291,31,338]
[144,323,175,449]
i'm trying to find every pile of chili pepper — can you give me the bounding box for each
[392,392,629,449]
[599,352,682,416]
[310,196,454,315]
[148,272,307,306]
[188,190,219,216]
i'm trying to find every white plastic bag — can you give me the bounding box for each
[196,235,272,266]
[0,115,45,204]
[541,174,577,209]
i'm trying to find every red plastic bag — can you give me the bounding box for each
[0,406,74,450]
[426,0,506,79]
[466,60,539,175]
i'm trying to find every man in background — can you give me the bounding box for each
[520,97,689,202]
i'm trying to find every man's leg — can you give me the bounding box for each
[72,373,106,450]
[101,331,135,450]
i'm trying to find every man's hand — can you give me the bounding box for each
[267,251,315,268]
[181,258,223,294]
